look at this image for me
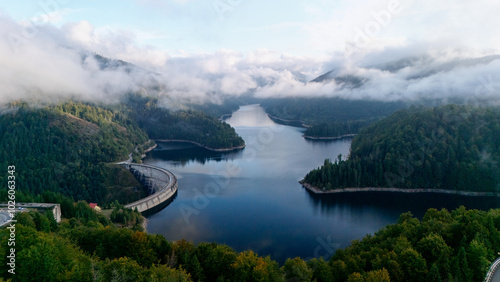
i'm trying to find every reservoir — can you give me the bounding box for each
[144,104,499,264]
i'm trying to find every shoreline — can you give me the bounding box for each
[303,134,357,140]
[154,139,246,152]
[266,114,311,128]
[299,181,500,197]
[220,113,233,121]
[141,217,149,233]
[140,143,157,158]
[116,140,157,164]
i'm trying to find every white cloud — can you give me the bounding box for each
[1,3,500,108]
[64,21,169,67]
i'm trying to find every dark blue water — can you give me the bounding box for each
[144,104,500,264]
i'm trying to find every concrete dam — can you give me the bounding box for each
[122,163,178,215]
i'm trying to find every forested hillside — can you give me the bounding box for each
[303,105,500,192]
[261,98,407,137]
[0,101,149,204]
[327,207,500,281]
[0,96,245,204]
[124,95,245,150]
[1,206,498,281]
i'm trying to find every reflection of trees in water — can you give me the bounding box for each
[304,188,500,219]
[149,144,243,167]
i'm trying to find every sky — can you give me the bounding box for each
[1,0,500,105]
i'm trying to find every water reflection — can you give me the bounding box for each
[224,104,276,127]
[145,104,500,264]
[305,188,500,219]
[149,142,243,166]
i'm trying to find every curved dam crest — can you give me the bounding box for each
[122,163,178,215]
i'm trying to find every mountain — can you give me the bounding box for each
[260,97,408,138]
[310,71,366,89]
[0,101,150,204]
[303,104,500,192]
[124,94,245,150]
[0,97,245,205]
[311,54,500,90]
[372,54,500,80]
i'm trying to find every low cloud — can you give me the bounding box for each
[1,14,499,107]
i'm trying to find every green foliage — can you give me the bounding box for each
[328,207,498,282]
[467,239,490,281]
[0,101,148,204]
[14,212,36,229]
[427,263,441,282]
[261,97,407,137]
[58,224,170,267]
[398,248,427,281]
[304,105,500,192]
[347,272,365,282]
[365,268,391,282]
[188,98,244,118]
[307,258,333,282]
[0,97,243,208]
[231,250,284,282]
[193,242,238,281]
[104,164,149,205]
[110,200,144,229]
[304,120,372,138]
[282,257,312,281]
[125,94,245,149]
[2,206,499,281]
[261,97,406,124]
[0,225,94,281]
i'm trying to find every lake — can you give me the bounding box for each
[144,104,499,264]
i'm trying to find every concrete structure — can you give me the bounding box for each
[484,256,500,282]
[122,163,178,215]
[0,203,61,223]
[0,212,11,227]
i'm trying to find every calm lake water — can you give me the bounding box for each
[145,104,499,264]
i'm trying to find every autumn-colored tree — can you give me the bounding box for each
[231,250,283,282]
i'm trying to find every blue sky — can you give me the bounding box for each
[2,0,499,59]
[1,0,330,56]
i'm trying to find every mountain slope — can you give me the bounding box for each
[261,97,408,137]
[124,95,245,150]
[303,104,500,192]
[0,101,150,203]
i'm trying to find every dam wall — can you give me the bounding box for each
[122,163,178,215]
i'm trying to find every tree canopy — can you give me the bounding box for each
[2,206,498,281]
[304,105,500,192]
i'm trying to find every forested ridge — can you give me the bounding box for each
[2,99,500,281]
[0,101,149,204]
[304,104,500,192]
[0,98,244,205]
[124,95,245,150]
[260,98,407,137]
[1,206,498,281]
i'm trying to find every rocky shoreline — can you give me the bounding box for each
[299,181,500,197]
[154,139,245,152]
[141,217,149,233]
[140,143,157,158]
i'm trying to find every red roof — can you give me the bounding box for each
[89,203,98,209]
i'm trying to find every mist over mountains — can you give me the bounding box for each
[309,54,500,104]
[1,14,499,107]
